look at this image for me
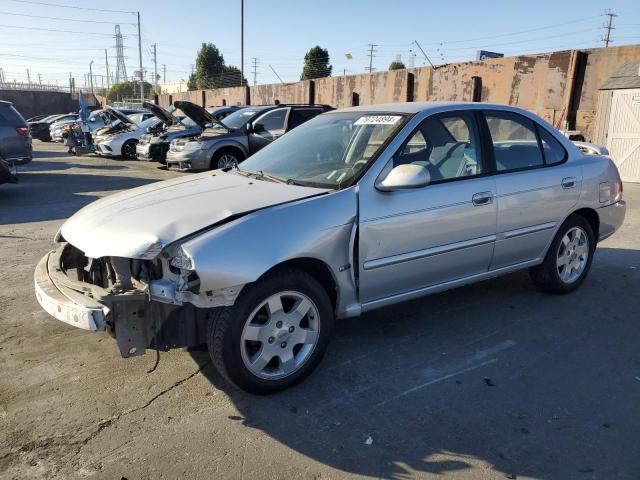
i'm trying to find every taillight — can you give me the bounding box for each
[16,127,29,137]
[614,180,623,201]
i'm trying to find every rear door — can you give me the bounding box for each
[485,111,581,269]
[248,107,289,153]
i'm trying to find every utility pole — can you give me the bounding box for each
[251,57,258,85]
[137,11,143,102]
[0,68,4,88]
[240,0,244,87]
[38,73,42,85]
[603,9,617,47]
[268,64,284,84]
[105,49,111,89]
[366,44,378,72]
[413,40,436,68]
[162,64,166,83]
[26,68,31,86]
[152,43,158,95]
[89,60,94,93]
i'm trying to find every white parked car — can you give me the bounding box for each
[94,109,162,159]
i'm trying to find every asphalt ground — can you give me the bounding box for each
[1,142,639,479]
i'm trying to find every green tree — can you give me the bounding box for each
[190,43,247,90]
[389,60,406,70]
[301,46,332,80]
[106,81,153,101]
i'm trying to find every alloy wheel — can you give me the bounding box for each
[240,291,320,380]
[556,226,589,283]
[217,154,238,169]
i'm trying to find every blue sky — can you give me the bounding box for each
[0,0,639,89]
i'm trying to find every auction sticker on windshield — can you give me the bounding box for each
[354,115,402,125]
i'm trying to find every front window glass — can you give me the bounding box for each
[393,112,482,181]
[220,108,264,130]
[238,112,407,188]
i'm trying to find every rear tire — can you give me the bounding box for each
[207,268,334,394]
[529,214,595,294]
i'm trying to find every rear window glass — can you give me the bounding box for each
[0,104,27,127]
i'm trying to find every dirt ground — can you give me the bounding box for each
[1,142,639,480]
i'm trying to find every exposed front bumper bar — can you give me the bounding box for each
[34,251,109,331]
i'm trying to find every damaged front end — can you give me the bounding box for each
[35,242,233,358]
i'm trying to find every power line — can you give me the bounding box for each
[429,16,600,46]
[6,0,135,14]
[602,9,617,47]
[0,23,122,36]
[0,10,135,25]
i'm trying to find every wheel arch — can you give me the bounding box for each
[256,257,338,312]
[209,143,247,169]
[570,207,600,243]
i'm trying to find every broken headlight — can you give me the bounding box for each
[169,245,194,271]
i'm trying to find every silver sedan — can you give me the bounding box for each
[34,102,626,393]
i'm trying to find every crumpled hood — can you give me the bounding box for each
[61,171,328,259]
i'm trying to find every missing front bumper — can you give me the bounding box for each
[34,246,209,358]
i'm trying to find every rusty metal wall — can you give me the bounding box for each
[155,44,640,141]
[250,81,312,105]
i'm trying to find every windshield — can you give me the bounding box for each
[238,112,407,188]
[220,108,264,130]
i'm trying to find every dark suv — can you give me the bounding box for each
[0,101,32,165]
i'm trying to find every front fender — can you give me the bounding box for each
[208,138,249,159]
[181,187,359,317]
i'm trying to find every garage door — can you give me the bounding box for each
[607,88,640,183]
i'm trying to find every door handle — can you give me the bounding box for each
[561,177,577,189]
[472,191,493,206]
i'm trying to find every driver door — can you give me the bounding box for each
[247,107,289,153]
[358,111,497,306]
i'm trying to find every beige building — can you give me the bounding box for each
[159,80,189,95]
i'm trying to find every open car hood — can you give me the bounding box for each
[174,101,221,129]
[60,171,328,259]
[105,107,136,126]
[143,101,177,126]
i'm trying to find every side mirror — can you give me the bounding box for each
[146,126,152,133]
[253,123,265,133]
[376,164,431,192]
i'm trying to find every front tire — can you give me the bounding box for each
[207,268,334,394]
[211,149,241,170]
[121,139,138,159]
[529,214,595,294]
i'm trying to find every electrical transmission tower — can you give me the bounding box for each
[251,58,259,85]
[114,25,128,83]
[602,9,617,47]
[365,44,378,72]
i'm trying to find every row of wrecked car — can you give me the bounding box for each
[44,101,334,170]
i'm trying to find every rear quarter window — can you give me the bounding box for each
[537,127,567,165]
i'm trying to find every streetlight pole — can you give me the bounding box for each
[240,0,244,87]
[137,11,143,103]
